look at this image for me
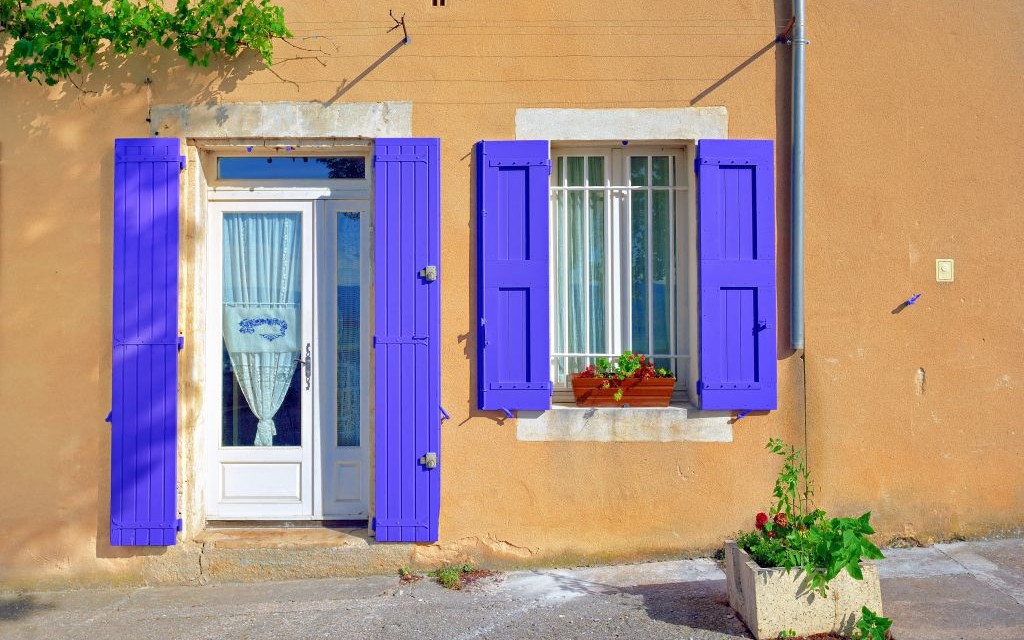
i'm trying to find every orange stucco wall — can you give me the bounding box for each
[0,0,1021,589]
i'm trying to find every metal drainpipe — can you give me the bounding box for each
[790,0,807,350]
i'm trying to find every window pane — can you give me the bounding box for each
[553,191,567,382]
[567,157,585,187]
[567,191,586,372]
[630,156,648,186]
[652,191,672,356]
[587,156,604,187]
[652,156,671,186]
[218,156,365,180]
[557,157,564,186]
[337,212,361,447]
[588,190,606,354]
[631,191,649,353]
[221,212,303,447]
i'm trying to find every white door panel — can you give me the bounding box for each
[206,201,315,519]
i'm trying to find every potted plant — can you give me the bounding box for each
[570,351,676,407]
[725,438,892,640]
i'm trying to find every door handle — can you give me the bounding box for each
[295,342,312,390]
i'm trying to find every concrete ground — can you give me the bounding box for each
[2,539,1022,640]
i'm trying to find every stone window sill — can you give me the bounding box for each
[515,404,733,443]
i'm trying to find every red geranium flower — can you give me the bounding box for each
[755,512,769,530]
[773,512,788,528]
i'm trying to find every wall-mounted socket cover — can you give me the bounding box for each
[936,259,954,282]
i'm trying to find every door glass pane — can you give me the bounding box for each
[221,212,303,447]
[337,212,361,447]
[631,191,649,353]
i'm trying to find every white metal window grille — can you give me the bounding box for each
[549,147,689,394]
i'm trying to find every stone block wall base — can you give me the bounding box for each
[724,541,883,640]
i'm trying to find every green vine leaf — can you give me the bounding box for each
[1,0,291,86]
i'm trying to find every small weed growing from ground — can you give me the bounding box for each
[429,564,471,589]
[398,565,422,584]
[427,563,499,590]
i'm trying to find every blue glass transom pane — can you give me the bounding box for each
[218,156,366,180]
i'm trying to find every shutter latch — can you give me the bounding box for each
[419,265,437,281]
[418,452,438,469]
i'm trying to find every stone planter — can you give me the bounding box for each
[724,541,883,640]
[570,375,675,407]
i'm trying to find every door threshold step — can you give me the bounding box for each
[196,526,371,550]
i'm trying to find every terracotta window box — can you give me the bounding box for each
[724,541,883,640]
[570,374,675,407]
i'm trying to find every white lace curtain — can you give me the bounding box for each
[222,213,301,446]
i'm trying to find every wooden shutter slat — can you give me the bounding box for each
[373,139,441,543]
[110,138,182,546]
[696,139,777,411]
[476,140,551,413]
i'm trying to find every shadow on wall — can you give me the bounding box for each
[689,0,796,364]
[459,144,510,429]
[0,47,268,581]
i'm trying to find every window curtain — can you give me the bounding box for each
[223,213,301,446]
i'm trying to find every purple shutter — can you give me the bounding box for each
[110,138,183,546]
[373,138,441,542]
[696,139,777,411]
[476,140,551,413]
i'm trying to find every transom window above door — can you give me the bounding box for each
[549,146,689,394]
[216,156,367,180]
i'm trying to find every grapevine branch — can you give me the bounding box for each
[0,0,292,86]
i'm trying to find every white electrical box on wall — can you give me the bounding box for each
[936,259,955,282]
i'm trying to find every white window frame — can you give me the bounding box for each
[549,144,692,402]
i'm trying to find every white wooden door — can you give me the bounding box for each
[206,201,315,519]
[317,200,371,518]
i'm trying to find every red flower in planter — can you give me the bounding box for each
[755,512,769,530]
[773,512,788,528]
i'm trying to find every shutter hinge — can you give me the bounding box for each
[105,410,112,424]
[179,155,186,172]
[175,518,183,532]
[545,158,552,176]
[440,405,451,422]
[177,336,185,351]
[373,335,429,346]
[694,157,700,174]
[371,517,376,531]
[375,153,427,163]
